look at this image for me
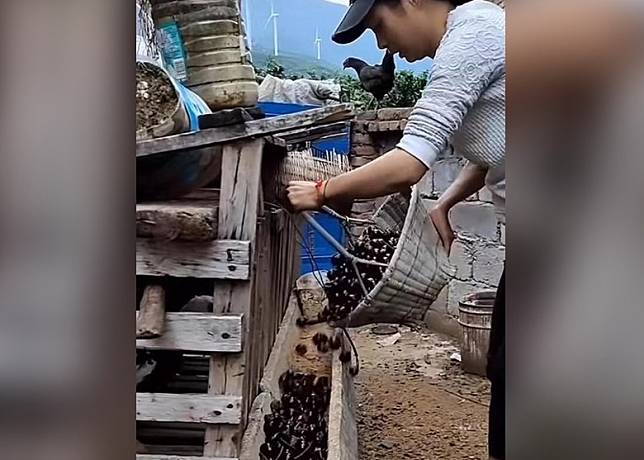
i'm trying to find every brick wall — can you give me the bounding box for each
[349,108,505,337]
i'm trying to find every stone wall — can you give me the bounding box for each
[349,108,505,337]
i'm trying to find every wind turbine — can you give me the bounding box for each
[314,27,322,60]
[242,0,253,50]
[264,1,279,56]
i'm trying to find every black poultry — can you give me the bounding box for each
[343,51,395,108]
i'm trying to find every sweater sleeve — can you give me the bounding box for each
[397,11,505,168]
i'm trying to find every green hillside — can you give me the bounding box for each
[252,47,340,80]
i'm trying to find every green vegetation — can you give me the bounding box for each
[335,71,428,110]
[253,51,429,110]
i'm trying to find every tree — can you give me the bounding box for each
[336,70,428,110]
[381,70,429,107]
[255,56,287,80]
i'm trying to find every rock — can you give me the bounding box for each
[377,332,401,347]
[379,441,393,449]
[371,324,399,336]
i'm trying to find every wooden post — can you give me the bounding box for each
[136,285,166,339]
[204,138,264,458]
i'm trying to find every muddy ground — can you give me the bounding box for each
[351,324,490,460]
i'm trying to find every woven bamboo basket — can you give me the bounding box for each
[344,174,456,327]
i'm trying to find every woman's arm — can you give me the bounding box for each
[436,161,487,210]
[325,148,427,201]
[430,161,488,254]
[287,148,427,212]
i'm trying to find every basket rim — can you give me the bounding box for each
[136,58,185,141]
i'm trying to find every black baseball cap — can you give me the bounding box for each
[332,0,377,44]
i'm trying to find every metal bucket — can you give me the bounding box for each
[458,290,496,376]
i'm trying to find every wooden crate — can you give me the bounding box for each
[136,105,354,460]
[136,203,299,458]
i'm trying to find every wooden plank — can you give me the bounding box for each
[137,456,236,460]
[258,293,301,397]
[136,104,354,157]
[138,446,202,456]
[136,313,243,353]
[136,393,242,424]
[206,139,264,458]
[273,121,350,145]
[239,295,300,460]
[136,239,250,279]
[249,217,267,416]
[327,350,359,460]
[238,392,272,460]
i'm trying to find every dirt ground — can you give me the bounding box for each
[350,324,491,460]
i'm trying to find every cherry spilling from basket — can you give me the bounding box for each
[260,370,331,460]
[321,225,400,323]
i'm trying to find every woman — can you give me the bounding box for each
[287,0,505,458]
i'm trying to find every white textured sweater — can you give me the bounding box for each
[397,0,505,221]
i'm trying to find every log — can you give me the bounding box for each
[137,285,166,339]
[136,203,217,242]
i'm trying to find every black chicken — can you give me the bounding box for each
[343,51,395,108]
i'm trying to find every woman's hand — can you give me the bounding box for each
[429,203,455,255]
[287,181,324,212]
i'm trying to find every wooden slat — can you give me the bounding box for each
[136,239,250,279]
[206,139,264,458]
[136,104,353,157]
[136,393,242,424]
[136,313,243,353]
[271,121,350,145]
[327,350,359,460]
[239,295,300,460]
[137,456,236,460]
[140,445,202,455]
[249,217,268,416]
[258,293,300,397]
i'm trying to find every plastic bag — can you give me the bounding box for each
[136,56,211,137]
[175,83,211,132]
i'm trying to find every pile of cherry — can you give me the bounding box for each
[260,370,331,460]
[321,225,400,322]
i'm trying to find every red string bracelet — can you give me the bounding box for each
[315,179,328,206]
